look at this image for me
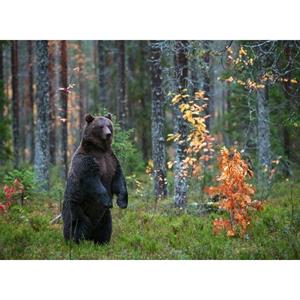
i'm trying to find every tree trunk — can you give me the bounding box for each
[77,41,86,133]
[257,83,271,193]
[0,42,4,163]
[11,41,20,168]
[116,40,127,129]
[282,43,292,170]
[34,40,50,191]
[27,41,35,164]
[97,40,107,108]
[173,40,189,208]
[48,41,57,165]
[150,41,168,199]
[60,41,68,179]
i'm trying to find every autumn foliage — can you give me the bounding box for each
[0,179,24,214]
[167,90,214,177]
[205,147,263,237]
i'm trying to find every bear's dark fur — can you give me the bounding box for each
[62,113,128,244]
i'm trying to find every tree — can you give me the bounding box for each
[0,42,4,163]
[256,83,271,189]
[48,40,57,165]
[34,40,50,190]
[76,41,86,132]
[27,41,35,164]
[150,41,168,199]
[116,40,128,129]
[11,41,20,168]
[97,40,107,108]
[60,40,68,179]
[173,40,189,207]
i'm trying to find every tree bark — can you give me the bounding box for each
[282,43,292,167]
[257,83,271,192]
[48,41,57,165]
[0,42,4,163]
[27,41,35,164]
[97,40,107,108]
[150,41,168,199]
[116,40,127,129]
[11,41,20,168]
[34,40,50,190]
[173,40,189,208]
[77,41,86,132]
[60,41,68,179]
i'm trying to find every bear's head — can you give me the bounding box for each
[82,113,114,151]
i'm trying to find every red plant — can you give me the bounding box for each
[205,147,263,237]
[0,178,24,214]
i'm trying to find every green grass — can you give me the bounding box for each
[0,179,299,259]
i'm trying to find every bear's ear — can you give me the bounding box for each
[85,113,95,123]
[105,113,112,121]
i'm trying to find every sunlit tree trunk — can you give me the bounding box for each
[173,40,189,208]
[60,40,68,179]
[150,41,168,199]
[97,40,107,108]
[11,41,20,168]
[34,40,50,190]
[116,40,127,129]
[48,40,57,165]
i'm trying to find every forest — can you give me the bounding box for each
[0,40,299,259]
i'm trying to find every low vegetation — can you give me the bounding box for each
[0,171,299,259]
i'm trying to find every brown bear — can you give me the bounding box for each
[62,113,128,244]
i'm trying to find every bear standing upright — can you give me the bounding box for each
[62,113,128,244]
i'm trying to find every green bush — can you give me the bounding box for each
[3,167,36,196]
[112,120,144,175]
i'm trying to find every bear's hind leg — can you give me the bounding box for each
[64,218,92,244]
[93,210,112,245]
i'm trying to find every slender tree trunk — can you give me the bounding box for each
[173,40,189,208]
[116,40,127,129]
[34,41,50,190]
[0,42,4,163]
[18,42,26,164]
[283,43,292,168]
[97,40,107,108]
[202,41,212,130]
[257,83,271,193]
[11,41,20,168]
[27,41,35,164]
[48,41,57,165]
[150,41,168,199]
[60,41,68,179]
[77,41,86,132]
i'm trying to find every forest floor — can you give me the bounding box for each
[0,177,300,260]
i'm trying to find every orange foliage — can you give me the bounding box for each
[205,147,263,237]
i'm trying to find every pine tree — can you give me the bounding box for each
[150,41,168,199]
[34,40,50,190]
[116,40,128,129]
[60,40,68,179]
[173,40,189,207]
[11,41,20,168]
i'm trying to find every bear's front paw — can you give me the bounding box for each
[117,193,128,209]
[100,193,113,209]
